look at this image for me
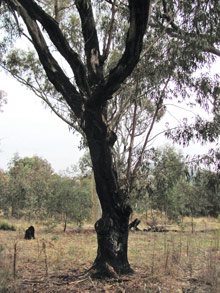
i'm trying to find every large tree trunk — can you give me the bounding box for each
[84,108,133,276]
[94,213,131,277]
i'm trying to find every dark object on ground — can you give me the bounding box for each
[24,226,35,239]
[143,226,169,232]
[128,218,141,231]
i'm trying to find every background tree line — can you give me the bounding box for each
[129,145,220,223]
[1,148,219,229]
[0,154,92,230]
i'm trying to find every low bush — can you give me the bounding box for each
[0,221,16,231]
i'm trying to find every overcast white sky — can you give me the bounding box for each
[0,72,82,173]
[0,61,219,173]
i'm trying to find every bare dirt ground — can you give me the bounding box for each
[0,219,219,292]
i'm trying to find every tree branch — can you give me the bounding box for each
[102,0,116,62]
[5,0,83,118]
[110,95,131,130]
[161,0,180,32]
[204,46,220,57]
[11,0,91,96]
[89,0,152,106]
[126,75,141,188]
[130,76,171,189]
[1,65,74,127]
[147,126,183,144]
[160,1,220,58]
[75,0,103,85]
[126,100,137,187]
[131,98,162,187]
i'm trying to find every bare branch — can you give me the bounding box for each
[130,76,171,188]
[126,100,137,187]
[1,64,74,127]
[131,100,162,184]
[126,76,141,187]
[102,0,116,62]
[147,126,183,144]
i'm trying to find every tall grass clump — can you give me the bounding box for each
[0,268,10,293]
[0,221,16,231]
[0,243,10,293]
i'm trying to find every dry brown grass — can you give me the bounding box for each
[0,218,219,292]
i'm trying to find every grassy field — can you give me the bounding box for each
[0,217,219,292]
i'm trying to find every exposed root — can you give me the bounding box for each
[90,263,119,279]
[89,262,134,280]
[69,262,134,281]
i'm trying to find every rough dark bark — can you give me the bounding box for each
[93,215,132,277]
[128,218,141,231]
[83,108,133,275]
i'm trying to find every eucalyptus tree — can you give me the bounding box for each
[0,0,151,275]
[107,0,220,200]
[48,175,92,231]
[7,155,53,218]
[148,146,186,219]
[153,0,220,165]
[0,169,9,215]
[0,89,7,150]
[124,145,187,219]
[191,169,220,217]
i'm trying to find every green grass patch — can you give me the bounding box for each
[0,244,5,253]
[0,268,10,293]
[0,221,16,231]
[51,234,59,241]
[68,246,75,255]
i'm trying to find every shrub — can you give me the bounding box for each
[0,221,16,231]
[51,235,59,241]
[0,244,4,253]
[0,268,10,293]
